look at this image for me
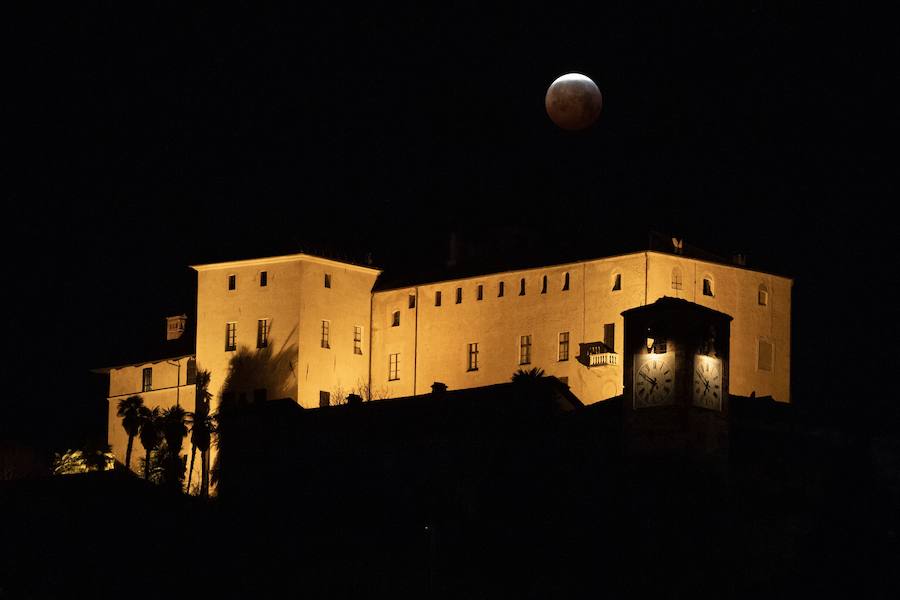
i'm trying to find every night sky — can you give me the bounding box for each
[6,3,895,449]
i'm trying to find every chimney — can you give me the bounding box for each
[431,382,448,396]
[671,237,684,255]
[165,314,187,341]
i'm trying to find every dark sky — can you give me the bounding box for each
[6,3,895,447]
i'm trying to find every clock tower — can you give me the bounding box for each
[622,297,733,461]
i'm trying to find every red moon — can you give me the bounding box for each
[545,73,603,131]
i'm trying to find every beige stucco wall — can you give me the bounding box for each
[370,254,647,404]
[370,252,791,404]
[194,254,379,410]
[105,357,198,483]
[645,252,792,401]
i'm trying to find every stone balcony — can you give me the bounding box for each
[578,342,618,368]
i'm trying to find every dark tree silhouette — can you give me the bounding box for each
[186,369,215,497]
[138,406,162,480]
[512,367,546,382]
[160,405,188,491]
[116,395,144,471]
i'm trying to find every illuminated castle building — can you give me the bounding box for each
[101,238,792,481]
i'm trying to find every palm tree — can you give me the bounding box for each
[186,370,214,496]
[512,367,545,382]
[138,406,162,480]
[116,395,144,471]
[160,405,188,491]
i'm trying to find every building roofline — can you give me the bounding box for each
[373,249,793,293]
[92,353,195,374]
[190,252,382,275]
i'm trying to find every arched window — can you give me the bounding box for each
[611,272,622,291]
[758,284,769,306]
[702,276,714,297]
[541,275,548,294]
[562,272,570,291]
[391,311,400,327]
[519,278,526,296]
[671,267,683,290]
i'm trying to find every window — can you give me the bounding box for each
[392,311,400,327]
[389,353,399,381]
[498,281,505,297]
[260,271,267,287]
[228,274,236,291]
[467,343,479,371]
[604,323,615,352]
[254,388,267,403]
[703,277,714,297]
[324,273,331,288]
[477,284,483,301]
[186,358,197,385]
[257,319,269,349]
[354,325,363,355]
[321,320,330,349]
[225,322,236,351]
[559,376,569,386]
[758,284,769,306]
[541,275,548,294]
[758,339,774,371]
[558,332,570,361]
[409,294,416,309]
[519,335,532,365]
[612,273,622,291]
[142,367,152,392]
[435,291,442,306]
[319,391,330,407]
[671,267,683,290]
[562,272,570,291]
[519,278,526,296]
[456,287,462,304]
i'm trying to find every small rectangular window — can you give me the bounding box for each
[604,323,615,352]
[228,274,236,291]
[562,272,570,291]
[324,273,332,288]
[319,391,331,408]
[467,343,479,371]
[477,285,483,300]
[558,332,569,361]
[392,311,400,327]
[353,325,363,355]
[257,319,269,349]
[260,271,268,287]
[519,278,526,296]
[321,320,330,349]
[758,339,774,371]
[541,275,547,294]
[186,358,197,385]
[456,287,462,304]
[612,274,621,291]
[225,322,237,351]
[498,282,505,297]
[389,353,400,381]
[519,335,532,365]
[758,288,769,306]
[142,367,152,392]
[435,291,442,307]
[409,294,416,309]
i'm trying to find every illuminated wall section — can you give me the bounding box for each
[104,357,197,480]
[371,254,646,404]
[645,252,792,402]
[193,254,380,410]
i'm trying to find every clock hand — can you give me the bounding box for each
[639,372,657,385]
[695,369,709,386]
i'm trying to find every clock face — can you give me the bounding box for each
[633,355,674,408]
[693,355,722,410]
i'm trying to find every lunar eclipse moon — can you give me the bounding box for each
[545,73,603,130]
